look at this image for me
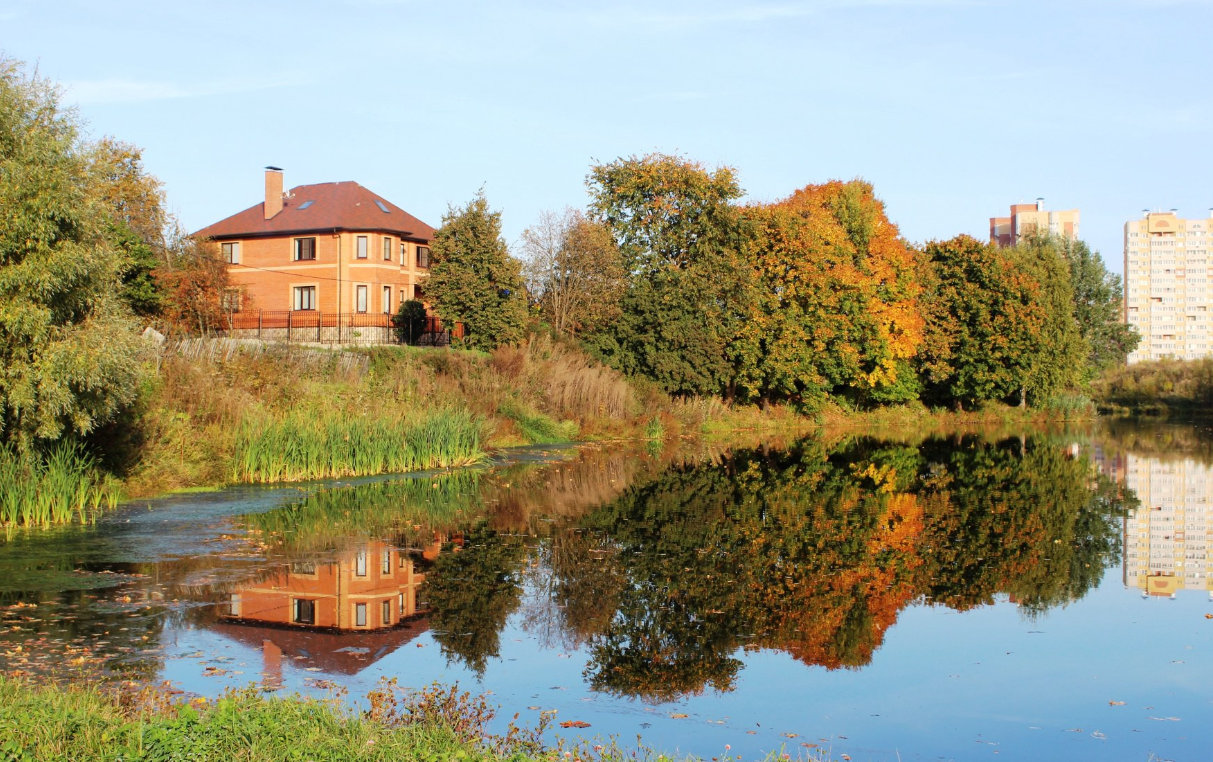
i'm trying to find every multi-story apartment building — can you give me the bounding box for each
[1122,455,1213,599]
[194,168,435,316]
[989,198,1080,247]
[1124,210,1213,363]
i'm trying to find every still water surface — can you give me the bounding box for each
[1,422,1211,761]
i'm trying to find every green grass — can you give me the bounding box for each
[0,443,120,529]
[232,409,486,484]
[0,678,726,762]
[497,399,579,444]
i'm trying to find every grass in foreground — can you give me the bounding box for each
[0,678,727,762]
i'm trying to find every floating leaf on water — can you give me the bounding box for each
[559,721,591,728]
[670,713,689,719]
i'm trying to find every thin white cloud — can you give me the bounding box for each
[63,77,296,105]
[577,0,987,30]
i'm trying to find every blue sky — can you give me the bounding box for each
[4,0,1211,273]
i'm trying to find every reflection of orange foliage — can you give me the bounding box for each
[749,489,925,671]
[871,493,924,555]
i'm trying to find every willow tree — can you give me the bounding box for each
[0,58,144,449]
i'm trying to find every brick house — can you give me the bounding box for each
[193,168,435,317]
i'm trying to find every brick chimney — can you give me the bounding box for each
[264,166,284,219]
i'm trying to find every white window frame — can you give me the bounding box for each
[355,285,368,314]
[293,286,316,311]
[382,286,391,314]
[356,235,368,259]
[221,241,241,264]
[293,237,316,261]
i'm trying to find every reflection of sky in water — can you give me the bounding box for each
[2,428,1211,762]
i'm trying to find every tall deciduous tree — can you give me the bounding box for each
[1047,234,1139,379]
[85,138,168,318]
[918,235,1044,408]
[520,208,625,336]
[585,153,747,397]
[732,180,924,408]
[0,58,144,449]
[426,192,526,351]
[1013,234,1087,402]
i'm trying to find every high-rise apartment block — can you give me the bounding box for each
[989,198,1080,247]
[1124,210,1213,363]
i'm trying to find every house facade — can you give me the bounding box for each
[193,168,435,317]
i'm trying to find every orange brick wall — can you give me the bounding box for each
[223,230,431,314]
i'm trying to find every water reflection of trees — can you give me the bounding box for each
[428,435,1130,701]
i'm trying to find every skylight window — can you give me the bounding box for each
[373,200,389,213]
[298,200,314,210]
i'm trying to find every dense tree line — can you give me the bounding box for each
[509,153,1139,409]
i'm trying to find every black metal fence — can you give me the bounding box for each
[220,310,455,347]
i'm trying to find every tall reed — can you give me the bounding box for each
[0,443,121,528]
[232,408,485,484]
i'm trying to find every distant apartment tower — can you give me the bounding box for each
[1124,210,1213,363]
[989,198,1080,247]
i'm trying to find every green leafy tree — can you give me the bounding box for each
[919,236,1049,408]
[1013,234,1087,403]
[1049,235,1140,380]
[85,138,168,319]
[426,192,526,351]
[584,153,747,397]
[0,58,144,449]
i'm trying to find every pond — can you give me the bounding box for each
[1,421,1211,762]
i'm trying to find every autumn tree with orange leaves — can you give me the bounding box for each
[732,180,924,408]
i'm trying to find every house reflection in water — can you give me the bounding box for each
[214,539,439,681]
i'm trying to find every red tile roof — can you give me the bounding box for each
[193,181,435,241]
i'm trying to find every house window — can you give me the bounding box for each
[382,550,391,575]
[400,241,407,265]
[356,285,368,314]
[413,284,424,300]
[355,602,367,627]
[416,246,431,269]
[228,593,242,617]
[290,561,316,575]
[382,600,391,625]
[294,237,316,261]
[221,288,242,312]
[293,286,316,311]
[293,598,316,625]
[356,550,367,576]
[356,236,368,259]
[398,592,404,612]
[383,237,392,261]
[382,286,391,314]
[221,241,241,264]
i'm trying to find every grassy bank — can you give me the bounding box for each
[0,677,710,762]
[1091,357,1213,415]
